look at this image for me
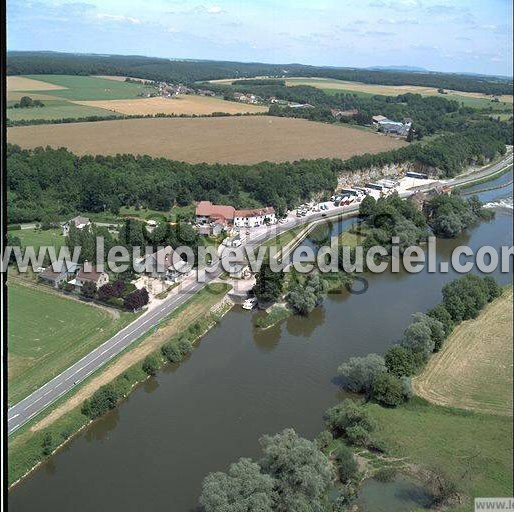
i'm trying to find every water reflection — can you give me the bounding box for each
[85,408,119,443]
[285,306,326,338]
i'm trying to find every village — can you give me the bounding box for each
[31,168,438,312]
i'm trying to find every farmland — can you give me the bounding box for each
[210,76,514,107]
[7,279,137,405]
[413,287,513,416]
[6,115,406,164]
[6,74,155,122]
[72,95,268,116]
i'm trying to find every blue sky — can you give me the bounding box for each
[7,0,513,76]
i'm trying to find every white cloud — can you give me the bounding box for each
[96,13,141,24]
[206,5,223,14]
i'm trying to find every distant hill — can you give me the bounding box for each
[367,65,427,72]
[7,51,513,95]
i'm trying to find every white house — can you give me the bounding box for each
[62,216,91,236]
[233,207,276,228]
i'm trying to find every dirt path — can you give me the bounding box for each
[413,288,513,416]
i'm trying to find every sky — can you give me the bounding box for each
[7,0,514,77]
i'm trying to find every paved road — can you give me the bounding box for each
[7,153,512,435]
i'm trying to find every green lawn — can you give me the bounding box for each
[8,281,137,404]
[7,99,118,121]
[16,228,66,251]
[20,74,155,101]
[366,398,513,510]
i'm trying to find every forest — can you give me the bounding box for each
[7,51,513,95]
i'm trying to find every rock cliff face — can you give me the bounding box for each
[336,162,438,189]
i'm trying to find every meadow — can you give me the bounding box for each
[7,99,119,121]
[413,287,513,416]
[367,399,513,510]
[8,280,136,404]
[16,228,66,251]
[7,115,406,164]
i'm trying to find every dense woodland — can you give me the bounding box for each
[7,51,512,95]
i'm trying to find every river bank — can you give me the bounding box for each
[8,283,233,488]
[9,171,512,511]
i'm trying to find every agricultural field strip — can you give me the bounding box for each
[208,76,514,104]
[6,115,406,164]
[413,288,513,415]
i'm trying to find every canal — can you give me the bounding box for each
[9,174,513,511]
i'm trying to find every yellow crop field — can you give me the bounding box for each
[413,287,513,416]
[71,95,269,116]
[7,115,406,164]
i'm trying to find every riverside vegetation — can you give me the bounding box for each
[197,275,505,511]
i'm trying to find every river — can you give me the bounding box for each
[9,173,513,511]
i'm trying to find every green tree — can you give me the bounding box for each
[200,458,275,512]
[370,372,405,407]
[254,262,284,304]
[324,399,376,438]
[260,428,334,511]
[142,354,161,376]
[384,345,417,377]
[333,445,358,483]
[338,353,386,393]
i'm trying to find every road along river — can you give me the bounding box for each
[9,172,513,511]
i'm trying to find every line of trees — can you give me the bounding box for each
[337,275,502,407]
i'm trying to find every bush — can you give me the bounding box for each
[345,425,372,447]
[161,342,183,363]
[334,445,358,483]
[41,432,56,456]
[315,430,333,450]
[176,337,193,357]
[324,399,376,438]
[81,384,120,419]
[370,372,405,407]
[384,345,417,378]
[142,354,161,376]
[338,354,386,393]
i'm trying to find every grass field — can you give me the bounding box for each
[17,74,156,101]
[8,280,137,404]
[6,75,151,121]
[72,95,268,116]
[413,287,513,416]
[7,99,118,121]
[16,228,66,251]
[7,115,406,164]
[367,399,513,510]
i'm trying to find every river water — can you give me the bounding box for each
[9,173,513,512]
